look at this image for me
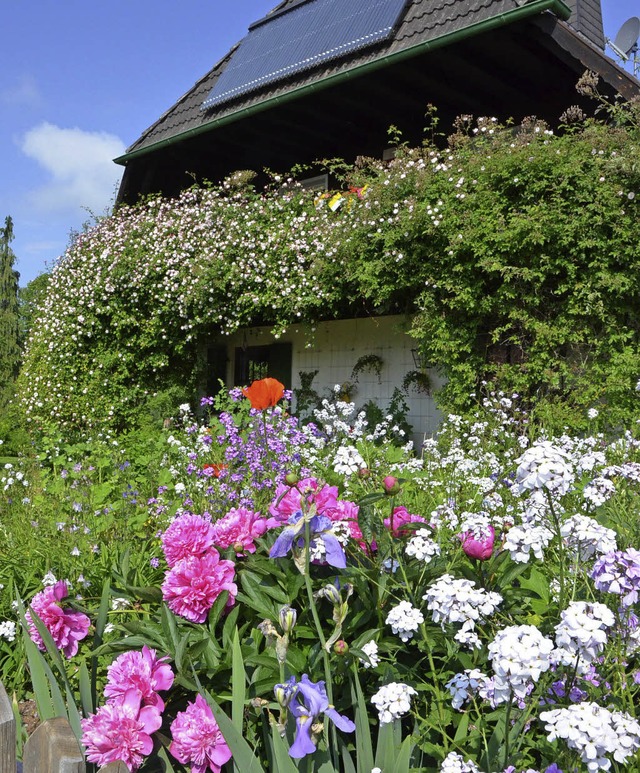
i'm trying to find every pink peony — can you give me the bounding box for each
[211,507,268,554]
[81,689,162,771]
[268,478,339,523]
[460,526,495,561]
[162,550,237,623]
[27,580,90,658]
[162,513,215,567]
[170,693,232,773]
[104,646,174,710]
[384,506,425,537]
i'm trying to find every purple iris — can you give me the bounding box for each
[274,675,355,759]
[269,512,346,568]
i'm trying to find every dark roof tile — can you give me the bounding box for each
[120,0,607,159]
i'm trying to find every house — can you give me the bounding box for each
[114,0,639,441]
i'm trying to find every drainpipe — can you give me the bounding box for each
[115,0,571,165]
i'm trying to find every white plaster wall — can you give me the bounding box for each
[220,315,444,445]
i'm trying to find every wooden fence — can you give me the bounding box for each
[0,682,129,773]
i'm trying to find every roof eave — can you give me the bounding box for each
[114,0,571,166]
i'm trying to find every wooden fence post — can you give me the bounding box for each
[22,716,84,772]
[0,681,15,773]
[97,763,130,772]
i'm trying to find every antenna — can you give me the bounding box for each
[606,16,640,77]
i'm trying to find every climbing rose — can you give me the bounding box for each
[242,377,285,410]
[104,646,174,710]
[161,513,215,568]
[81,689,162,771]
[27,580,90,658]
[170,693,232,773]
[161,550,237,623]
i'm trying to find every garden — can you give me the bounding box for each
[3,84,640,771]
[3,375,640,772]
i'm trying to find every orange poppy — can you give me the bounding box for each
[242,377,285,410]
[202,463,226,478]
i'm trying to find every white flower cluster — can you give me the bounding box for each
[332,445,366,476]
[583,476,616,508]
[370,682,417,724]
[359,640,380,668]
[540,702,640,772]
[503,523,554,564]
[553,601,615,671]
[385,601,424,642]
[560,514,617,560]
[439,751,481,773]
[488,624,554,704]
[423,575,502,647]
[514,441,575,496]
[0,621,16,642]
[445,668,490,710]
[405,528,441,563]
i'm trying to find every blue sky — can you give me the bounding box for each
[2,0,638,287]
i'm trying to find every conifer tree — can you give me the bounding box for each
[0,216,21,389]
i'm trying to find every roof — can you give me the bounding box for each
[114,0,640,204]
[117,0,579,164]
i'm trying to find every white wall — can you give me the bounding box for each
[217,315,445,445]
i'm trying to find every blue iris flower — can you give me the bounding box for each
[269,512,347,568]
[274,674,355,759]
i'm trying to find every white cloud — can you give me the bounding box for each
[1,74,43,109]
[21,122,126,216]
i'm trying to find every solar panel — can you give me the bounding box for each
[202,0,409,110]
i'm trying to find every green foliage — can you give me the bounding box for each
[0,217,20,388]
[16,101,640,433]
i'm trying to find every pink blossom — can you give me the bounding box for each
[460,526,496,560]
[162,513,215,567]
[104,646,174,710]
[27,580,90,658]
[384,506,425,537]
[326,499,373,549]
[211,507,268,554]
[81,689,162,771]
[268,478,339,523]
[162,550,237,623]
[170,693,232,773]
[383,475,399,493]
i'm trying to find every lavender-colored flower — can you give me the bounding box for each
[275,675,355,759]
[591,548,640,606]
[270,512,346,568]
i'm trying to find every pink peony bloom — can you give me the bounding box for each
[268,478,339,523]
[27,580,90,658]
[384,506,425,537]
[211,507,268,554]
[383,475,399,493]
[104,646,174,710]
[162,550,237,623]
[460,526,495,561]
[170,693,232,773]
[81,689,162,771]
[162,513,215,567]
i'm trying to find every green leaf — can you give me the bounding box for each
[78,661,93,716]
[269,723,298,773]
[350,667,374,773]
[231,628,245,735]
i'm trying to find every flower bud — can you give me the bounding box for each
[318,584,342,606]
[460,526,495,561]
[274,680,297,708]
[333,639,349,656]
[279,605,297,635]
[383,475,400,494]
[285,471,300,486]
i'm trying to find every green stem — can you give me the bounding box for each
[547,493,566,610]
[503,691,513,771]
